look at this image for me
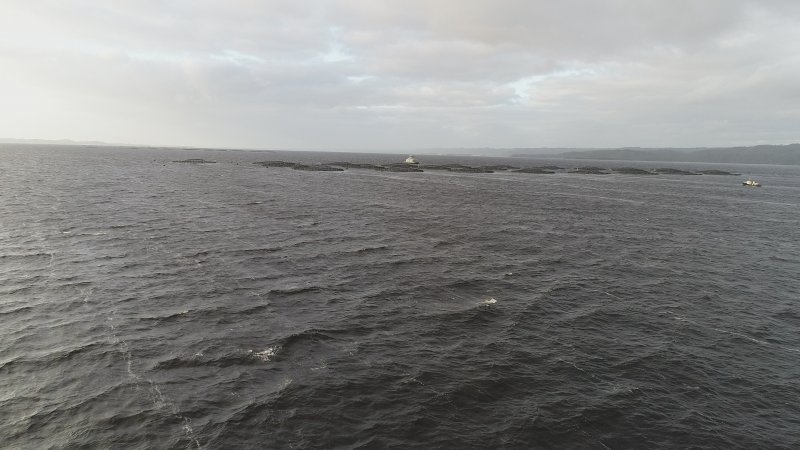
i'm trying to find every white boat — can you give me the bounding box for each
[404,155,419,165]
[742,178,761,187]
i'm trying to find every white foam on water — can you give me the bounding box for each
[279,377,293,390]
[81,287,93,303]
[252,347,276,362]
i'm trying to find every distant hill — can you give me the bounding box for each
[0,138,112,146]
[511,144,800,165]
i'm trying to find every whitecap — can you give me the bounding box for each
[252,347,276,362]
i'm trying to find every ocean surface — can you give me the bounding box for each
[2,145,799,449]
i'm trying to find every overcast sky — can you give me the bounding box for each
[1,1,799,150]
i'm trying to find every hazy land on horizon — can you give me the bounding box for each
[3,140,800,165]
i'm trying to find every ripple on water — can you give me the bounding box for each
[1,146,800,448]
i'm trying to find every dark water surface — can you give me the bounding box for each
[2,145,799,449]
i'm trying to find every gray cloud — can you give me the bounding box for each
[1,0,798,149]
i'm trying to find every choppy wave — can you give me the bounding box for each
[2,146,800,448]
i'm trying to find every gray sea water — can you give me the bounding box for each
[2,144,799,449]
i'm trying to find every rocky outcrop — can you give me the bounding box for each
[386,165,424,172]
[249,158,739,178]
[614,167,657,175]
[654,168,699,175]
[696,169,739,175]
[419,164,493,173]
[330,162,385,170]
[291,164,344,171]
[481,165,520,171]
[514,168,555,174]
[448,167,494,173]
[174,158,216,163]
[253,161,295,167]
[419,164,454,170]
[570,167,609,174]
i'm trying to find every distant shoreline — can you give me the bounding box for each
[512,143,800,166]
[3,141,798,166]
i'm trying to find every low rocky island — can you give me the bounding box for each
[614,167,658,175]
[696,169,739,175]
[383,163,425,172]
[330,162,386,170]
[420,164,495,173]
[481,165,520,171]
[446,166,494,173]
[654,168,699,175]
[570,166,610,175]
[174,158,216,164]
[514,167,556,174]
[292,164,344,171]
[249,157,743,178]
[253,160,295,167]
